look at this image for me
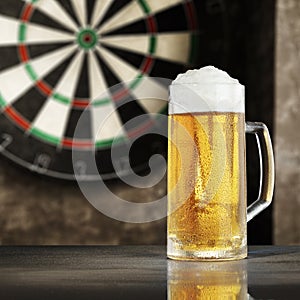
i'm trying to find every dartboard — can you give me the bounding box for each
[0,0,225,180]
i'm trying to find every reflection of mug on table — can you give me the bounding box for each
[167,260,248,299]
[167,67,275,260]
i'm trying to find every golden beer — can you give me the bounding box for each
[167,112,247,260]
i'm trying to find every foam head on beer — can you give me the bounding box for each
[169,66,245,114]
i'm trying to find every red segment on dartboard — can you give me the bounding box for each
[112,89,130,102]
[73,99,90,109]
[5,106,30,130]
[185,1,198,30]
[128,120,155,139]
[21,4,34,22]
[36,81,52,96]
[146,16,157,33]
[141,57,154,74]
[62,138,93,149]
[19,45,29,62]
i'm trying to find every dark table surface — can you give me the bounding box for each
[0,246,299,300]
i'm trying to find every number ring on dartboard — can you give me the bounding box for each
[0,0,199,179]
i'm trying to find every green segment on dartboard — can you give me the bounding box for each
[77,29,98,50]
[30,128,60,145]
[0,94,6,107]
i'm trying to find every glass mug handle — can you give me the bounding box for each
[246,122,275,222]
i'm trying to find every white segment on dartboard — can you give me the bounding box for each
[91,0,114,28]
[98,1,143,35]
[131,77,168,114]
[147,0,183,13]
[101,32,191,63]
[88,51,110,101]
[26,22,75,44]
[53,50,85,98]
[155,33,191,63]
[91,103,126,143]
[98,0,183,35]
[71,0,87,27]
[0,15,74,45]
[0,64,32,105]
[30,44,78,79]
[24,0,78,32]
[32,51,85,141]
[0,16,18,46]
[96,46,140,83]
[101,34,148,56]
[31,100,71,139]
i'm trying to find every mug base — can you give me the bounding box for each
[167,243,247,261]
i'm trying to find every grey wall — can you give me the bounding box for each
[274,0,300,244]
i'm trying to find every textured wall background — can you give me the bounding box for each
[274,0,300,244]
[0,157,167,245]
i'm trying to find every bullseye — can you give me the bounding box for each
[77,28,98,50]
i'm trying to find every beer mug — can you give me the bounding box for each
[167,67,275,260]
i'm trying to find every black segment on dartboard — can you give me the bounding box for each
[57,0,80,28]
[94,51,120,88]
[102,45,144,70]
[0,47,19,71]
[155,4,188,32]
[87,0,96,26]
[72,149,99,176]
[30,8,74,34]
[50,148,74,176]
[12,87,47,122]
[150,58,186,80]
[130,133,168,174]
[28,44,71,61]
[0,116,57,166]
[102,19,147,36]
[64,109,92,140]
[114,94,151,133]
[98,0,132,28]
[0,0,23,19]
[95,142,135,176]
[74,53,89,99]
[43,52,77,89]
